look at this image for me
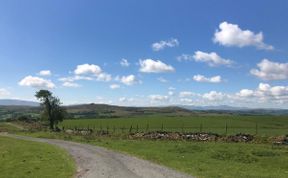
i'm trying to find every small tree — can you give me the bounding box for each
[35,90,66,130]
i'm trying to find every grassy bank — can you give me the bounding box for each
[0,136,75,178]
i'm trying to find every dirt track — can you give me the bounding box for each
[1,133,194,178]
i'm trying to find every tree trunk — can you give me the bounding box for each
[49,118,54,130]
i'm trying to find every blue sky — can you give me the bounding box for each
[0,0,288,108]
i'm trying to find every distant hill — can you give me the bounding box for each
[180,105,288,115]
[1,102,287,121]
[0,103,194,120]
[0,99,39,106]
[65,103,194,118]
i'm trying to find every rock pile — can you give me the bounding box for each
[130,131,220,141]
[271,135,288,145]
[130,131,255,142]
[226,133,254,142]
[65,128,93,135]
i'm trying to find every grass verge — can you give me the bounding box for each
[0,136,75,178]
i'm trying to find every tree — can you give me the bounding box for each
[35,90,66,130]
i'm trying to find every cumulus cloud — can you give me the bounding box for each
[64,64,112,83]
[151,38,179,51]
[213,21,273,50]
[244,83,288,97]
[235,83,288,104]
[179,91,197,98]
[139,59,175,73]
[119,97,134,102]
[74,64,102,75]
[193,75,222,83]
[38,70,52,76]
[59,76,93,82]
[120,59,130,67]
[176,54,194,62]
[0,88,10,97]
[236,89,254,97]
[180,98,193,103]
[62,82,80,88]
[149,95,169,102]
[96,73,112,82]
[193,51,233,67]
[250,59,288,80]
[19,76,55,89]
[110,84,120,89]
[202,91,226,101]
[119,75,138,85]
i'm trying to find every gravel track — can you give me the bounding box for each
[0,133,194,178]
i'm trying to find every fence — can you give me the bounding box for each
[61,123,288,136]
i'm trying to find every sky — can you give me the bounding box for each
[0,0,288,108]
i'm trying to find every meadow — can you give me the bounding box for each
[0,136,75,178]
[60,115,288,136]
[12,130,288,178]
[1,114,288,178]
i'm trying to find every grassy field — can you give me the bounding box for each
[2,114,288,178]
[60,115,288,136]
[92,139,288,178]
[0,136,75,178]
[14,131,288,178]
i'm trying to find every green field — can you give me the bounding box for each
[61,115,288,136]
[2,114,288,178]
[13,131,288,178]
[0,136,75,178]
[92,139,288,178]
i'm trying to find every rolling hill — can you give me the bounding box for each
[0,99,39,106]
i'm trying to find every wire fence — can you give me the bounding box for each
[61,123,288,136]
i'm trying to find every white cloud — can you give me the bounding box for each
[62,64,112,83]
[62,82,80,88]
[202,91,226,101]
[120,58,130,67]
[96,73,112,82]
[193,75,222,83]
[149,95,169,102]
[152,38,179,51]
[250,59,288,80]
[258,83,271,92]
[74,64,102,75]
[213,21,273,50]
[0,88,10,97]
[110,84,120,89]
[19,76,55,89]
[236,89,254,97]
[179,91,197,98]
[119,75,138,85]
[235,83,288,104]
[119,97,134,102]
[157,77,168,83]
[59,76,94,82]
[176,54,194,62]
[38,70,52,76]
[139,59,175,73]
[180,98,193,103]
[193,51,233,67]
